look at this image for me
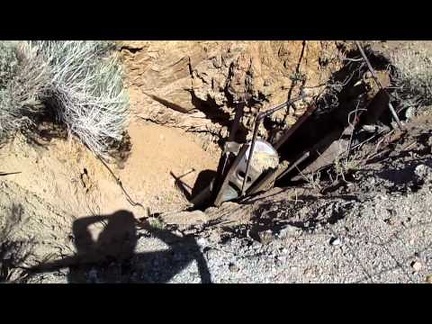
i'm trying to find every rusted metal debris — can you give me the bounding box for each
[355,41,403,130]
[191,98,303,207]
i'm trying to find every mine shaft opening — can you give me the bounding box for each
[184,45,403,212]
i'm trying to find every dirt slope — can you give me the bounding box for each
[0,118,218,218]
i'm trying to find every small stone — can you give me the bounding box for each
[197,237,207,246]
[173,230,184,237]
[228,263,239,272]
[384,218,395,225]
[426,275,432,283]
[415,164,432,179]
[330,237,342,246]
[405,107,415,120]
[411,261,422,272]
[278,225,301,239]
[258,230,274,245]
[303,267,315,277]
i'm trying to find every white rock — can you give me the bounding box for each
[278,225,301,238]
[197,237,207,246]
[405,107,415,120]
[415,164,431,179]
[330,237,342,246]
[411,261,422,272]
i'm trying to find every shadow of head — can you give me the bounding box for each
[72,210,137,261]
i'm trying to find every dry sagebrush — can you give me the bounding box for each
[390,47,432,110]
[0,42,50,139]
[0,41,129,157]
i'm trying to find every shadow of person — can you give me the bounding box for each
[74,210,137,261]
[29,210,212,283]
[28,210,137,283]
[68,210,137,283]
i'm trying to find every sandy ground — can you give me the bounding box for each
[0,117,219,220]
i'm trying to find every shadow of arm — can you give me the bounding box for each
[194,249,212,283]
[139,221,212,283]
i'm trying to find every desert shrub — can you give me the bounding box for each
[0,90,17,139]
[0,42,50,140]
[7,43,51,119]
[390,47,432,109]
[0,42,20,138]
[0,42,19,89]
[35,41,129,156]
[0,41,129,158]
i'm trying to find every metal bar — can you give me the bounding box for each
[355,41,403,130]
[212,102,245,200]
[239,96,304,197]
[228,102,245,142]
[277,151,311,180]
[214,144,250,206]
[240,118,260,196]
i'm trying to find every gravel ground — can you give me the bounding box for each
[166,181,432,283]
[26,160,432,283]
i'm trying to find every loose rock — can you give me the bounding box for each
[278,225,301,239]
[330,237,342,246]
[228,263,240,272]
[411,261,422,272]
[258,230,274,245]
